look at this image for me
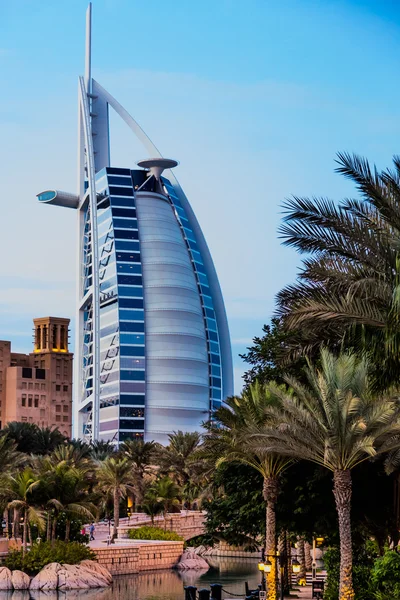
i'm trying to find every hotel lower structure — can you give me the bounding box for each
[36,4,233,445]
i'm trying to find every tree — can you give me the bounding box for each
[277,152,400,390]
[153,477,180,529]
[95,457,135,538]
[240,318,305,388]
[141,486,163,524]
[89,440,116,461]
[2,422,67,455]
[38,460,95,542]
[156,431,202,488]
[202,383,292,600]
[119,439,157,508]
[5,468,45,555]
[252,349,400,600]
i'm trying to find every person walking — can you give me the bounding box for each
[89,522,95,541]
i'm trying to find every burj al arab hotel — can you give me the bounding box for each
[37,4,233,445]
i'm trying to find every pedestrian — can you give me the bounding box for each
[89,522,95,541]
[81,526,86,536]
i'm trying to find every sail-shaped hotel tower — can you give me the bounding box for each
[37,4,233,444]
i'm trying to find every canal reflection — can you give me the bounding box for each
[0,558,261,600]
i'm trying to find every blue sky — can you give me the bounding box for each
[1,0,400,392]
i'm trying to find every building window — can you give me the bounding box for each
[40,409,45,418]
[21,382,27,389]
[56,385,61,391]
[63,385,68,392]
[56,415,61,422]
[28,383,33,390]
[62,416,68,422]
[36,369,45,380]
[22,367,32,379]
[34,383,39,390]
[21,416,27,422]
[21,396,26,407]
[28,397,32,408]
[41,383,45,390]
[41,395,46,402]
[34,397,39,408]
[56,405,61,413]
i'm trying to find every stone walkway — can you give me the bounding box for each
[285,585,313,599]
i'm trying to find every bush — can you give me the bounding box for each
[324,542,378,600]
[128,526,183,541]
[371,550,400,599]
[5,541,95,575]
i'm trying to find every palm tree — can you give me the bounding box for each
[90,440,116,461]
[119,439,157,509]
[153,477,180,529]
[38,459,95,542]
[141,486,163,524]
[157,431,201,487]
[95,457,135,538]
[277,152,400,390]
[202,383,292,600]
[251,349,400,600]
[5,468,45,555]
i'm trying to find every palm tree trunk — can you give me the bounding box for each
[46,512,51,542]
[12,508,19,539]
[65,519,71,542]
[28,523,32,547]
[113,490,119,539]
[305,541,312,571]
[333,469,354,600]
[264,477,279,600]
[278,531,289,595]
[297,537,306,583]
[22,509,28,557]
[51,515,57,545]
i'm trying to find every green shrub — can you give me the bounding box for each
[5,541,95,575]
[371,550,400,599]
[128,526,183,541]
[324,542,378,600]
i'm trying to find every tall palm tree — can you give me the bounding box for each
[157,431,201,487]
[202,383,292,600]
[5,468,45,555]
[95,457,135,538]
[277,152,400,390]
[119,439,157,509]
[251,349,400,600]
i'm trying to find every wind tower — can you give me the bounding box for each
[36,4,233,444]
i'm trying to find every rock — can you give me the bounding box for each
[58,565,90,590]
[30,563,62,590]
[0,568,13,590]
[175,551,210,571]
[11,571,30,590]
[79,561,112,585]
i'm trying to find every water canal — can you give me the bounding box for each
[0,558,260,600]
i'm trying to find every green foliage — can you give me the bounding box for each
[203,463,265,547]
[128,526,183,541]
[239,317,306,388]
[5,541,95,574]
[371,550,400,599]
[1,422,67,455]
[324,542,378,600]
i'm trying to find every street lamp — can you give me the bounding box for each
[292,558,301,575]
[257,562,266,591]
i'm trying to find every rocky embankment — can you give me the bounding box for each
[0,560,112,590]
[175,550,210,571]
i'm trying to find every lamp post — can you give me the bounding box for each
[261,554,299,600]
[257,562,266,591]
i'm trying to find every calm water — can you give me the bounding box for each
[0,559,261,600]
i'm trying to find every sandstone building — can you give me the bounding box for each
[0,317,73,436]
